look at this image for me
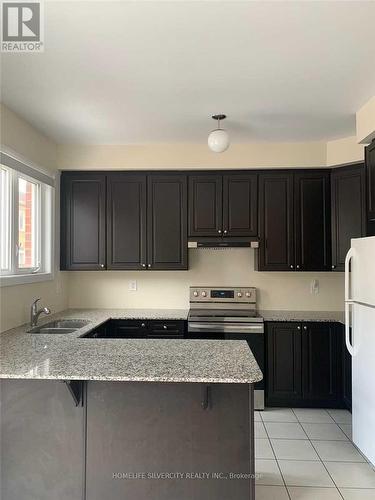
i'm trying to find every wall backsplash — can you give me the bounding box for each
[67,249,345,311]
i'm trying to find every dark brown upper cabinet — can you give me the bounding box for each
[147,174,188,270]
[331,164,366,271]
[61,173,106,270]
[188,175,222,237]
[366,140,375,234]
[107,174,147,270]
[257,170,331,272]
[61,172,187,271]
[222,173,258,236]
[257,172,294,271]
[294,171,331,271]
[188,173,257,237]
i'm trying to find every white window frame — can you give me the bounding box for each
[0,161,55,287]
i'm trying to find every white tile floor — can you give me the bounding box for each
[255,408,375,500]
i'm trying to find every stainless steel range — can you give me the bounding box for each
[188,286,265,409]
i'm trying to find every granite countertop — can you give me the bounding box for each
[0,308,262,384]
[260,310,344,324]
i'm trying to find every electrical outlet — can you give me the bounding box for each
[310,279,319,295]
[128,280,137,291]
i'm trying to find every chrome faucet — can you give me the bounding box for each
[30,298,51,327]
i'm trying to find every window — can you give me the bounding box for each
[0,164,54,284]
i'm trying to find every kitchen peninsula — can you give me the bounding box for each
[0,309,262,500]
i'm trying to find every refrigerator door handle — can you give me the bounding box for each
[345,247,355,302]
[345,300,354,357]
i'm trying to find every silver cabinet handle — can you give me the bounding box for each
[223,230,228,234]
[296,265,300,269]
[141,323,146,328]
[141,263,146,268]
[218,230,222,234]
[297,326,301,330]
[332,265,336,269]
[148,264,151,268]
[100,264,105,268]
[163,325,167,330]
[290,265,294,269]
[303,325,307,331]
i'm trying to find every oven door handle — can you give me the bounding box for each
[188,323,264,334]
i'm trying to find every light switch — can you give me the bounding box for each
[128,280,137,291]
[310,279,319,295]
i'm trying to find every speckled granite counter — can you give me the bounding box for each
[260,310,344,324]
[0,308,262,384]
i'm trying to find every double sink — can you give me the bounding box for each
[28,319,89,334]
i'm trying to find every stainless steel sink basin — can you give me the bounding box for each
[28,319,89,334]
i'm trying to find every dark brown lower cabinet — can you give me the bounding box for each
[342,325,352,411]
[266,322,302,404]
[266,322,345,408]
[83,320,185,339]
[301,323,341,406]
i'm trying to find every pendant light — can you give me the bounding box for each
[208,114,230,153]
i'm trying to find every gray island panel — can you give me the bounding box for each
[0,379,85,500]
[86,381,254,500]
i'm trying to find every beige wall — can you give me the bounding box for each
[0,103,58,174]
[57,136,366,171]
[67,250,345,312]
[57,142,327,170]
[0,103,68,332]
[0,275,68,332]
[3,103,362,333]
[326,136,364,167]
[357,96,375,144]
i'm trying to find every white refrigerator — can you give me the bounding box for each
[345,236,375,466]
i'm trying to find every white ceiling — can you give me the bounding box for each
[2,1,375,144]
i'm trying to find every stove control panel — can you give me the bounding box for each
[189,287,256,304]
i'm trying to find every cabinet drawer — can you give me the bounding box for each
[148,320,185,337]
[110,320,148,338]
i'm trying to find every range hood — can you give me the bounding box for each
[188,237,259,249]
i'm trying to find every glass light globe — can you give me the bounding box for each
[208,128,230,153]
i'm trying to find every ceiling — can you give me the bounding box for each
[2,1,375,144]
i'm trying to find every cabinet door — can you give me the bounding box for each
[302,323,341,405]
[109,320,148,338]
[331,165,365,271]
[294,171,331,271]
[188,175,223,237]
[366,140,375,224]
[258,172,294,271]
[61,173,106,270]
[222,173,258,236]
[147,174,187,270]
[107,174,147,270]
[266,322,302,405]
